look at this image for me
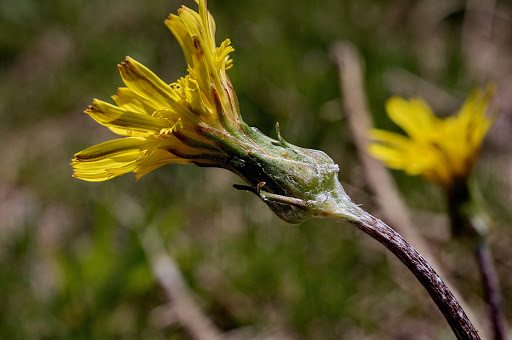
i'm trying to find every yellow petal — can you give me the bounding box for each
[72,137,155,161]
[118,57,187,114]
[367,144,409,170]
[165,14,195,67]
[385,96,440,141]
[166,8,213,97]
[198,0,217,52]
[369,129,412,149]
[178,6,219,89]
[369,128,444,176]
[71,137,188,181]
[112,87,159,115]
[72,138,151,181]
[206,8,217,48]
[181,76,213,116]
[457,85,494,123]
[135,149,189,180]
[86,99,171,137]
[455,85,495,151]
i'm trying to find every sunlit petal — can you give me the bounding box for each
[112,87,159,115]
[86,99,171,137]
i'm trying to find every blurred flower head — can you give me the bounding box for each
[368,85,496,189]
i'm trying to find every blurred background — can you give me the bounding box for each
[1,0,511,339]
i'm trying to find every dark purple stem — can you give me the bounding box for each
[349,208,480,340]
[476,241,506,340]
[446,179,506,339]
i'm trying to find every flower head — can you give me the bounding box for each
[72,0,238,182]
[71,0,356,224]
[368,86,496,189]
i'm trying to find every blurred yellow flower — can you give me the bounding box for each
[72,0,237,181]
[368,86,496,189]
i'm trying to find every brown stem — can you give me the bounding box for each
[475,241,506,340]
[333,40,487,335]
[332,41,489,338]
[330,206,481,339]
[446,179,507,339]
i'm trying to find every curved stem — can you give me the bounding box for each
[329,206,480,339]
[475,241,506,340]
[446,180,507,339]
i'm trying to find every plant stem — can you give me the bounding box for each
[332,41,486,336]
[446,179,507,339]
[475,240,506,340]
[327,205,480,339]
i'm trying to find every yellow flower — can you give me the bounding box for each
[72,0,237,181]
[368,86,496,189]
[70,0,351,224]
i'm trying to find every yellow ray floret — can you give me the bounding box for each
[368,85,496,188]
[72,138,182,182]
